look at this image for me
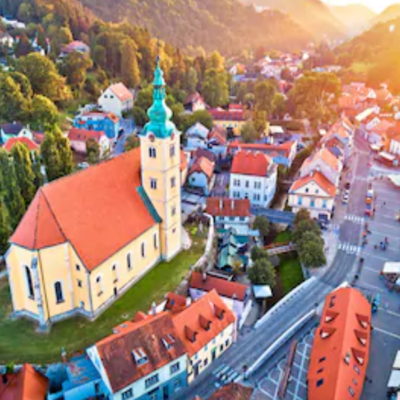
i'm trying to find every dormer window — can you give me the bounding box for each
[132,347,148,366]
[214,304,225,320]
[162,333,175,350]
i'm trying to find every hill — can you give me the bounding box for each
[77,0,313,54]
[370,4,400,25]
[330,4,376,36]
[239,0,345,40]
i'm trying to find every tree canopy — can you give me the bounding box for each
[248,258,276,287]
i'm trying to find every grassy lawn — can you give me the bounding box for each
[278,252,304,295]
[350,62,374,74]
[0,226,206,364]
[274,230,292,244]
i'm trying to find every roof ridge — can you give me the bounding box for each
[32,190,42,249]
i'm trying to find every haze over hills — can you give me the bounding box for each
[370,3,400,25]
[330,4,376,35]
[77,0,312,54]
[239,0,346,39]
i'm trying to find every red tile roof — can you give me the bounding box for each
[200,383,253,400]
[165,292,187,313]
[108,83,133,102]
[68,128,105,143]
[228,141,295,160]
[209,108,246,122]
[0,364,48,400]
[290,171,336,197]
[231,150,272,177]
[172,290,236,357]
[308,288,371,400]
[10,149,158,271]
[95,312,187,393]
[303,148,341,172]
[206,197,251,218]
[189,157,215,180]
[2,137,39,152]
[190,272,248,301]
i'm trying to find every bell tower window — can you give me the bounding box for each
[149,147,156,158]
[150,179,157,189]
[170,144,175,157]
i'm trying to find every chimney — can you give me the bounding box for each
[220,198,223,210]
[152,301,157,316]
[231,200,234,210]
[202,272,207,282]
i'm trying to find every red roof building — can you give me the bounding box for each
[193,383,253,400]
[68,128,106,143]
[2,137,39,153]
[188,157,215,182]
[308,288,372,400]
[108,83,133,103]
[231,151,272,177]
[290,171,336,197]
[206,198,251,218]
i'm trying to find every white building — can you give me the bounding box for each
[229,151,277,208]
[68,128,111,156]
[288,171,336,222]
[185,122,209,150]
[187,157,215,195]
[98,83,134,117]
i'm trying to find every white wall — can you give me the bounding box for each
[99,88,124,117]
[188,172,209,192]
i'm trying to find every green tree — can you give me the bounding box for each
[253,216,270,242]
[254,80,276,115]
[201,68,229,108]
[251,246,269,262]
[15,32,32,57]
[9,71,33,99]
[37,24,47,52]
[50,26,73,57]
[294,209,311,227]
[298,240,326,268]
[0,73,28,122]
[241,120,259,143]
[248,258,276,287]
[17,53,71,102]
[132,106,148,127]
[17,2,34,22]
[121,38,141,88]
[0,197,10,254]
[292,219,321,245]
[31,151,44,190]
[207,51,225,71]
[185,67,198,93]
[93,45,107,69]
[60,52,93,93]
[31,95,59,130]
[124,135,140,152]
[0,149,25,229]
[86,138,100,164]
[10,143,36,206]
[272,93,286,119]
[135,86,153,111]
[253,110,267,134]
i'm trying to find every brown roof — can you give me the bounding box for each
[206,197,251,218]
[172,290,236,357]
[108,83,133,102]
[206,383,253,400]
[68,128,106,142]
[290,171,336,197]
[231,150,272,177]
[193,148,217,163]
[0,364,48,400]
[165,292,187,313]
[308,288,371,400]
[189,157,215,180]
[303,148,341,172]
[190,272,248,301]
[95,312,187,393]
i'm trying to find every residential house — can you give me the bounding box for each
[209,105,248,136]
[98,83,134,117]
[189,272,252,328]
[2,137,39,154]
[187,157,215,195]
[365,119,395,147]
[208,126,228,158]
[172,290,236,383]
[60,41,90,57]
[87,312,188,400]
[192,148,217,164]
[0,364,48,400]
[375,86,393,108]
[193,383,253,400]
[322,122,353,163]
[0,122,33,144]
[217,229,249,271]
[74,111,120,142]
[300,148,343,186]
[206,197,251,235]
[288,171,337,222]
[308,287,371,400]
[68,128,111,156]
[185,122,210,150]
[0,31,14,47]
[6,59,184,329]
[228,141,297,168]
[388,123,400,156]
[229,151,277,208]
[184,92,207,113]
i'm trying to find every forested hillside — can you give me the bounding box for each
[330,4,375,36]
[77,0,313,54]
[370,4,400,26]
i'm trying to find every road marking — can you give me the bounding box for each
[358,282,385,292]
[374,327,400,341]
[359,252,392,262]
[381,309,400,319]
[363,266,379,274]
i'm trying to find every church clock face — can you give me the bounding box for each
[149,133,155,142]
[171,132,175,141]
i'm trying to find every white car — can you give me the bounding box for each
[342,191,349,204]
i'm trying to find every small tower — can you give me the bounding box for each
[139,58,182,260]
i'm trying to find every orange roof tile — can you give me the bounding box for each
[228,141,295,160]
[95,312,186,393]
[108,83,133,102]
[231,150,272,177]
[202,383,253,400]
[290,171,336,197]
[189,157,215,180]
[0,364,48,400]
[190,272,248,301]
[172,290,236,357]
[206,197,251,218]
[10,149,159,271]
[2,137,39,152]
[68,128,106,142]
[303,148,340,172]
[308,288,371,400]
[165,292,187,313]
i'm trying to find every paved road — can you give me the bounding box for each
[174,137,369,400]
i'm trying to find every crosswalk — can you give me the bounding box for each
[213,363,241,387]
[344,214,365,225]
[338,242,362,255]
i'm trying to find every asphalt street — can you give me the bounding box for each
[174,137,369,400]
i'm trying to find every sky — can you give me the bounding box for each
[324,0,399,13]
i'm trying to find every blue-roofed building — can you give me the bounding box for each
[73,111,120,142]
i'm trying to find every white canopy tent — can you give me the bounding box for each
[382,262,400,275]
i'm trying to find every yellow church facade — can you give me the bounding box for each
[6,59,183,329]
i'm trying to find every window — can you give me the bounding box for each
[316,379,324,387]
[150,178,157,190]
[122,389,133,400]
[253,194,260,201]
[225,339,230,347]
[297,196,303,206]
[245,181,249,188]
[220,344,224,352]
[315,189,319,194]
[254,181,261,189]
[77,280,82,288]
[205,345,208,351]
[172,206,176,217]
[319,357,326,363]
[149,147,156,158]
[148,390,157,400]
[54,282,64,304]
[112,264,118,283]
[145,374,159,389]
[171,177,176,188]
[353,365,360,375]
[310,199,315,208]
[25,266,34,299]
[96,276,103,296]
[317,368,324,374]
[170,144,175,157]
[305,188,309,193]
[174,379,181,390]
[170,362,180,375]
[240,217,245,221]
[127,253,132,270]
[322,199,328,209]
[141,242,146,258]
[76,264,80,271]
[348,387,355,397]
[154,233,158,249]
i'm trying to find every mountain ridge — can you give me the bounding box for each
[329,4,376,35]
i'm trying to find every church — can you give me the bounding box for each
[5,59,183,329]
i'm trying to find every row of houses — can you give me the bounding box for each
[288,117,355,222]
